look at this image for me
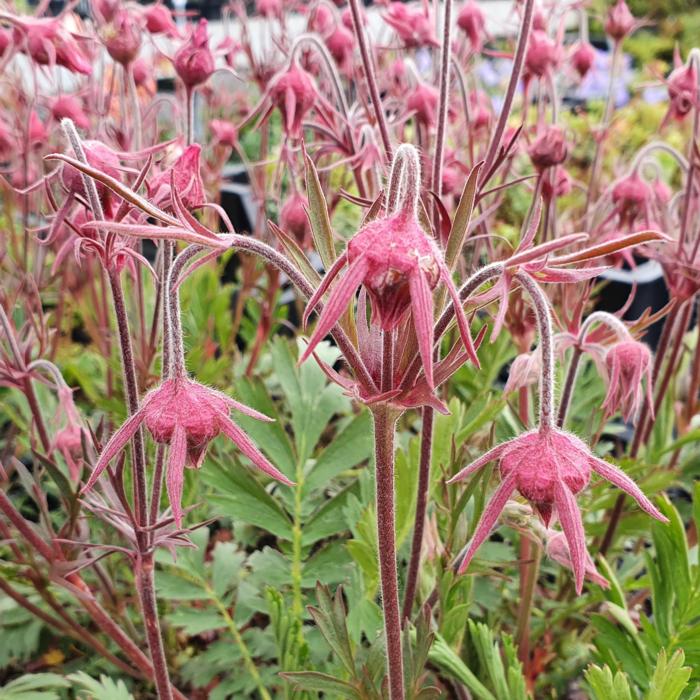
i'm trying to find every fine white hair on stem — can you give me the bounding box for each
[386,143,421,217]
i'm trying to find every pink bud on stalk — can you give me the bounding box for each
[174,19,215,88]
[605,0,635,42]
[269,61,319,139]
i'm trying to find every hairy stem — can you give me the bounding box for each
[372,405,403,700]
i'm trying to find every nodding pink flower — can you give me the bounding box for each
[524,30,560,79]
[570,41,596,79]
[326,25,355,75]
[612,172,652,225]
[28,111,47,146]
[342,7,363,30]
[532,9,547,32]
[52,386,85,481]
[255,0,283,19]
[60,140,121,205]
[280,192,311,248]
[383,2,438,48]
[210,119,238,149]
[504,349,541,394]
[603,340,654,423]
[528,125,569,171]
[407,82,439,128]
[148,144,206,210]
[174,19,215,88]
[102,9,142,66]
[82,376,293,526]
[652,178,672,204]
[665,59,698,124]
[132,57,155,94]
[542,166,572,201]
[144,3,180,38]
[605,0,635,42]
[0,28,11,58]
[20,18,92,75]
[457,0,486,52]
[309,3,335,34]
[449,425,667,593]
[300,144,479,389]
[51,95,90,130]
[269,61,318,139]
[545,530,610,589]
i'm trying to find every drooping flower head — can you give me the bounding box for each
[51,95,90,130]
[102,8,142,66]
[301,144,479,390]
[325,24,354,76]
[524,30,561,80]
[664,53,698,125]
[268,60,318,139]
[60,140,121,208]
[144,2,180,38]
[457,0,486,52]
[545,530,610,589]
[280,192,311,248]
[210,119,238,149]
[148,144,206,210]
[17,17,92,75]
[382,2,438,48]
[570,41,596,79]
[174,19,215,88]
[528,125,569,172]
[407,82,440,129]
[449,273,667,593]
[612,171,652,226]
[603,340,653,423]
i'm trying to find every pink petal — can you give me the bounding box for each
[457,472,516,574]
[554,481,586,594]
[166,424,188,527]
[284,85,297,136]
[81,408,146,494]
[409,268,436,389]
[448,439,512,484]
[589,456,668,522]
[300,258,368,364]
[219,416,295,485]
[302,253,348,328]
[439,262,480,367]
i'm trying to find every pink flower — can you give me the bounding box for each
[457,0,486,52]
[612,172,652,225]
[60,140,121,207]
[280,192,311,248]
[52,386,85,482]
[383,2,438,48]
[148,145,206,210]
[0,28,11,58]
[407,82,439,128]
[102,9,142,66]
[28,110,47,145]
[210,119,238,148]
[83,376,293,525]
[300,147,479,389]
[309,4,335,34]
[545,530,610,589]
[665,59,698,124]
[255,0,283,19]
[542,166,572,201]
[603,340,653,423]
[528,125,568,171]
[524,30,560,79]
[132,58,155,94]
[269,62,318,139]
[605,0,636,42]
[19,18,92,75]
[174,19,215,88]
[570,41,596,79]
[144,3,180,38]
[51,95,90,130]
[326,25,354,76]
[449,425,667,592]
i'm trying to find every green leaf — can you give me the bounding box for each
[211,541,245,599]
[308,583,355,676]
[280,671,358,698]
[585,664,634,700]
[445,162,483,271]
[68,672,135,700]
[646,649,691,700]
[166,608,225,635]
[304,149,337,270]
[0,674,69,700]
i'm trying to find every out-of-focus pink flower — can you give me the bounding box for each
[605,0,635,42]
[132,57,155,94]
[665,58,698,124]
[504,349,541,394]
[51,95,90,130]
[326,25,354,76]
[82,376,293,526]
[528,125,568,171]
[341,6,363,30]
[612,172,652,225]
[309,3,335,34]
[280,192,311,248]
[524,30,560,79]
[652,178,672,204]
[148,144,206,210]
[407,82,439,128]
[19,18,92,75]
[457,0,486,52]
[255,0,283,19]
[0,28,12,57]
[269,61,318,139]
[28,110,47,145]
[603,340,653,422]
[570,41,595,79]
[144,3,180,38]
[546,529,610,589]
[210,119,237,148]
[91,0,120,23]
[174,19,215,88]
[52,386,85,481]
[102,9,142,66]
[383,2,438,48]
[60,140,122,208]
[449,425,667,592]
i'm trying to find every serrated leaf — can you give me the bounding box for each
[585,664,634,700]
[68,672,135,700]
[281,671,358,698]
[646,649,691,700]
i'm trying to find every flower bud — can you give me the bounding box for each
[605,0,635,42]
[280,193,311,248]
[51,95,90,130]
[571,41,595,79]
[666,59,698,123]
[174,19,215,88]
[524,30,560,78]
[144,3,180,38]
[407,82,439,128]
[269,62,318,139]
[612,172,652,224]
[528,125,568,171]
[457,0,486,52]
[210,119,237,149]
[103,9,142,66]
